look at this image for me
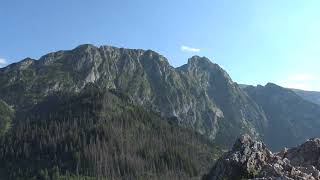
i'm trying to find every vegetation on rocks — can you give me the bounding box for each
[0,99,13,137]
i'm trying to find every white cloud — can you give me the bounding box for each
[181,45,200,53]
[287,73,315,81]
[276,73,320,91]
[0,58,7,65]
[278,81,311,90]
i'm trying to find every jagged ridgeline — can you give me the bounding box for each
[0,84,221,179]
[0,44,267,147]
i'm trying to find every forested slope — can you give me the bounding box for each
[0,84,221,180]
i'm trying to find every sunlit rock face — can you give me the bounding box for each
[0,99,13,137]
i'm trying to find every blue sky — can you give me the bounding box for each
[1,0,320,91]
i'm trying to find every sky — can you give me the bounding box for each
[0,0,320,91]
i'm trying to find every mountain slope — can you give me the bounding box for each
[0,85,221,179]
[177,57,267,145]
[291,88,320,106]
[243,83,320,150]
[0,44,267,147]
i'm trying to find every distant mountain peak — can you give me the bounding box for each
[265,82,282,88]
[187,55,213,66]
[74,43,96,50]
[0,57,35,71]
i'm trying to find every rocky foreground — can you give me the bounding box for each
[203,135,320,180]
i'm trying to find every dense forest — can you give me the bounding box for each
[0,84,221,180]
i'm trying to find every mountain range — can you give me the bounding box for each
[0,44,267,147]
[0,44,320,179]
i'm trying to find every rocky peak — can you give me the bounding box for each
[140,49,170,66]
[0,57,35,72]
[265,82,280,88]
[187,56,213,67]
[38,50,67,65]
[204,135,320,180]
[20,57,35,66]
[179,55,232,84]
[184,56,227,76]
[74,44,96,51]
[232,134,264,151]
[71,44,170,68]
[264,83,298,96]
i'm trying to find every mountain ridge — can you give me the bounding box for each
[239,83,320,106]
[2,44,320,152]
[291,88,320,106]
[2,44,320,179]
[0,44,267,148]
[243,83,320,150]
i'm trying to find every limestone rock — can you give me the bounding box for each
[204,135,320,180]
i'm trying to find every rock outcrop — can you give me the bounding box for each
[203,135,320,180]
[0,99,13,137]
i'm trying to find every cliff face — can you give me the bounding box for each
[204,134,320,180]
[0,44,267,146]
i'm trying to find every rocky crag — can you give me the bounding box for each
[203,134,320,180]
